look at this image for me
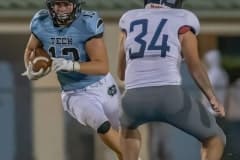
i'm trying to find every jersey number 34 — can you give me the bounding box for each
[129,18,170,59]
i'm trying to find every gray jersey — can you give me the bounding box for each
[119,8,200,89]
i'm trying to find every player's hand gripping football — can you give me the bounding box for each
[21,62,51,80]
[52,57,80,72]
[209,96,225,118]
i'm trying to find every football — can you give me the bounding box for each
[29,48,52,72]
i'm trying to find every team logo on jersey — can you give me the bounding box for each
[108,85,117,96]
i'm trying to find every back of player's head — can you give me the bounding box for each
[144,0,184,8]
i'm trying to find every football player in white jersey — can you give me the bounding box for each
[22,0,123,159]
[117,0,226,160]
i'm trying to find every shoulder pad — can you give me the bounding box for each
[30,9,49,32]
[81,10,104,35]
[32,9,49,21]
[119,10,132,30]
[181,9,200,35]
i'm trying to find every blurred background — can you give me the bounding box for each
[0,0,240,160]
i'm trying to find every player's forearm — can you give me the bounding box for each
[117,32,126,81]
[189,63,216,100]
[117,69,125,81]
[117,62,125,81]
[24,35,41,68]
[24,48,33,68]
[78,61,109,75]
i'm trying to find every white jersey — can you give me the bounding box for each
[119,8,200,89]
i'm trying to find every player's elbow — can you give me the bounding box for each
[187,61,202,73]
[99,63,109,75]
[101,68,109,75]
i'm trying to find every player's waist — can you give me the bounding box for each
[125,73,181,89]
[58,74,105,91]
[125,80,181,90]
[60,73,112,92]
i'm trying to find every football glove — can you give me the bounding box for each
[21,62,51,80]
[52,57,80,72]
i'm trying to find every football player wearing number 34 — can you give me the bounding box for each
[117,0,226,160]
[22,0,123,159]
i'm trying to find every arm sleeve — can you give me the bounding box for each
[30,9,48,36]
[185,11,200,35]
[86,11,104,37]
[30,12,38,34]
[119,12,128,32]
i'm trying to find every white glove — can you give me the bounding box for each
[52,57,80,72]
[21,62,51,80]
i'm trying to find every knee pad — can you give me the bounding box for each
[97,121,111,134]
